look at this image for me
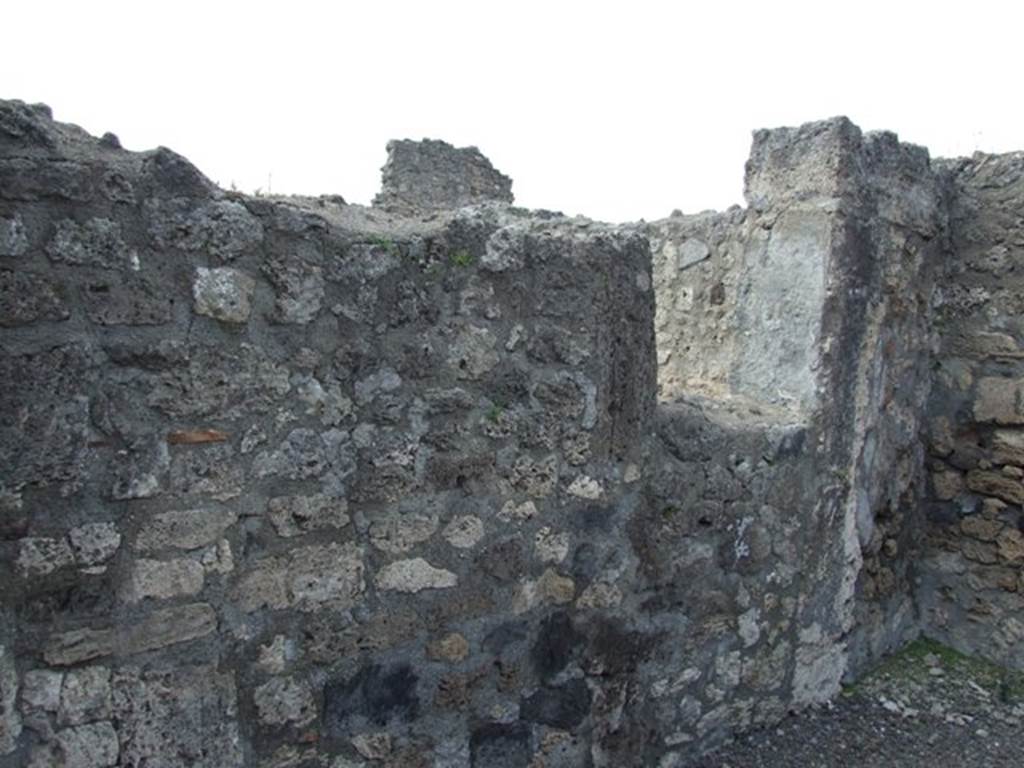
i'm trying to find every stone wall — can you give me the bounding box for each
[0,99,657,767]
[918,152,1024,669]
[649,207,746,403]
[0,98,1021,768]
[649,119,1022,686]
[373,139,514,215]
[650,118,943,686]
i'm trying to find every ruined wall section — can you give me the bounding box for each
[650,119,1023,689]
[819,130,944,676]
[0,100,658,767]
[734,119,942,688]
[636,120,944,767]
[2,95,1017,768]
[919,152,1024,669]
[373,139,514,215]
[637,396,815,763]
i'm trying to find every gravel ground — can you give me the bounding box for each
[690,640,1024,767]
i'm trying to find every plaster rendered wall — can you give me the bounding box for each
[649,207,746,403]
[649,198,834,416]
[919,152,1024,669]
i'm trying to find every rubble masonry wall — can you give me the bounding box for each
[0,100,1020,768]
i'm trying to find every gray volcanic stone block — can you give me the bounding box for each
[81,277,172,326]
[57,666,111,726]
[253,675,317,726]
[51,721,119,767]
[0,214,28,256]
[324,663,419,733]
[0,268,69,326]
[192,266,255,322]
[46,218,138,270]
[0,645,20,754]
[43,604,217,666]
[234,543,365,612]
[112,665,243,768]
[147,198,263,260]
[0,345,95,492]
[134,507,237,551]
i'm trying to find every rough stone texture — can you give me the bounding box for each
[649,207,746,401]
[46,218,138,271]
[0,646,19,755]
[134,507,237,551]
[67,522,121,568]
[376,558,458,593]
[0,98,1020,766]
[234,543,365,613]
[0,268,69,327]
[266,493,350,538]
[650,119,942,690]
[57,666,111,726]
[373,138,514,214]
[20,669,62,715]
[16,537,75,576]
[112,665,243,767]
[51,721,119,767]
[253,676,317,727]
[192,266,255,322]
[919,150,1024,670]
[126,558,205,602]
[42,604,217,666]
[0,214,28,257]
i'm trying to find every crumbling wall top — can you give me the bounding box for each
[744,116,934,223]
[373,138,514,215]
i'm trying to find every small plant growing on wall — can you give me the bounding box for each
[368,235,399,256]
[661,503,682,521]
[485,403,504,423]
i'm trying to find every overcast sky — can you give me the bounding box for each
[5,1,1022,222]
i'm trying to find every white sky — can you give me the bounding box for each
[4,1,1022,222]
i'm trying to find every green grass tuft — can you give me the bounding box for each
[841,637,1024,701]
[662,505,679,520]
[368,235,399,255]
